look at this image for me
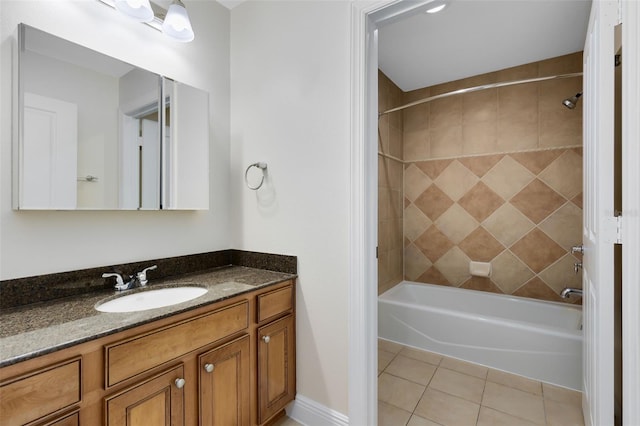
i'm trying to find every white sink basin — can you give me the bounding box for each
[96,286,208,313]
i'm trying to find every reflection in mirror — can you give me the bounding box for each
[15,24,209,210]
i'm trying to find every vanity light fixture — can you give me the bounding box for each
[114,0,154,22]
[162,0,195,42]
[425,0,449,14]
[99,0,195,42]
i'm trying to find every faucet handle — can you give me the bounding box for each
[102,272,126,290]
[136,265,157,286]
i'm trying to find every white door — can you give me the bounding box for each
[140,119,160,209]
[582,1,617,425]
[22,92,77,209]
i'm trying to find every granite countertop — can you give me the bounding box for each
[0,266,296,367]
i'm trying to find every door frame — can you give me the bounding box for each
[621,1,640,424]
[348,0,640,424]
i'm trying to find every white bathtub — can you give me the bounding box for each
[379,281,583,390]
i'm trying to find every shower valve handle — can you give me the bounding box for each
[571,245,584,254]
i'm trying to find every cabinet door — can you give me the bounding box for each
[198,335,250,426]
[105,365,184,426]
[258,315,296,424]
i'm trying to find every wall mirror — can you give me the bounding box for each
[13,24,209,210]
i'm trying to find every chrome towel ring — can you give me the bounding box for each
[245,162,268,190]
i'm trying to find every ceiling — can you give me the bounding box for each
[378,0,592,92]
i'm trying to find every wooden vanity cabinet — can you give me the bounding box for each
[105,364,185,426]
[0,279,295,426]
[257,315,295,424]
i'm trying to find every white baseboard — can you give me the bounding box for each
[286,394,349,426]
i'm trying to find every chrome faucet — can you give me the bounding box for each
[561,287,583,298]
[102,265,157,291]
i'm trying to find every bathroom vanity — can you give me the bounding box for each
[0,264,296,426]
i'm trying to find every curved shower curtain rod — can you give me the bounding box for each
[379,72,583,117]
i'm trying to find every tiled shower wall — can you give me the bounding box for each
[378,71,404,295]
[402,52,583,303]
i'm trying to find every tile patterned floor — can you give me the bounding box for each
[378,339,584,426]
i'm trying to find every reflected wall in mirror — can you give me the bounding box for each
[14,24,209,210]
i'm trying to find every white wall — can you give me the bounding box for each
[0,0,231,279]
[230,0,351,416]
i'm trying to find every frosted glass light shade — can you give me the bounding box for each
[162,0,195,42]
[114,0,154,22]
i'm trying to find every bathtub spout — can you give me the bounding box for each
[561,288,583,298]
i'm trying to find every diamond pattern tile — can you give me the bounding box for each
[458,227,505,262]
[434,247,472,286]
[434,204,478,244]
[539,150,583,200]
[434,161,479,201]
[458,182,505,222]
[416,266,451,286]
[415,159,453,180]
[405,243,433,281]
[458,154,504,177]
[510,179,566,224]
[538,202,582,251]
[405,164,433,202]
[510,149,564,174]
[513,277,564,302]
[511,229,567,273]
[414,185,454,221]
[491,250,535,294]
[571,193,583,209]
[460,277,504,294]
[405,204,433,242]
[482,203,535,247]
[538,254,582,295]
[414,225,455,262]
[482,156,534,200]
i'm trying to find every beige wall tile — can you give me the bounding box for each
[414,186,455,221]
[463,89,497,124]
[538,51,582,75]
[415,225,456,263]
[404,128,430,161]
[458,227,505,262]
[511,229,566,273]
[430,96,462,129]
[539,109,583,148]
[510,179,566,224]
[458,182,505,222]
[434,247,472,285]
[482,156,535,200]
[405,204,433,242]
[434,203,479,244]
[490,250,536,294]
[483,203,535,247]
[430,126,463,158]
[416,267,451,286]
[539,202,582,250]
[538,254,582,295]
[463,121,498,155]
[513,277,564,302]
[497,62,538,81]
[415,159,453,179]
[460,277,503,294]
[434,161,480,201]
[405,243,433,281]
[497,118,539,151]
[498,84,538,122]
[458,154,504,177]
[511,149,564,174]
[539,150,583,200]
[404,164,433,202]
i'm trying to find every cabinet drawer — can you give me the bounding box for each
[0,357,81,426]
[257,285,293,323]
[106,301,248,387]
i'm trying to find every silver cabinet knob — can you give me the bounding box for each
[175,378,186,389]
[204,363,214,373]
[571,245,584,254]
[262,335,270,344]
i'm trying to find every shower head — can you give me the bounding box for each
[563,92,583,109]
